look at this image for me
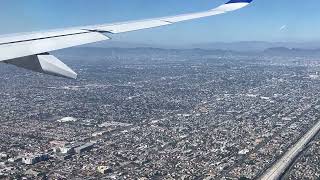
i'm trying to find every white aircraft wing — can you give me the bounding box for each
[0,0,253,79]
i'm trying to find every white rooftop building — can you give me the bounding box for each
[57,117,77,123]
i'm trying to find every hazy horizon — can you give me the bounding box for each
[84,40,320,52]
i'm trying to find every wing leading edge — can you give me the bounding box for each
[0,0,253,79]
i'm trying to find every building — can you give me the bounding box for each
[97,166,112,174]
[0,153,7,159]
[92,131,107,137]
[7,156,22,163]
[22,154,49,165]
[74,142,95,154]
[60,146,76,155]
[57,117,77,123]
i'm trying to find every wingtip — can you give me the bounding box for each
[226,0,253,4]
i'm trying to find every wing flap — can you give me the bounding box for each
[5,54,77,79]
[0,31,109,62]
[0,29,87,45]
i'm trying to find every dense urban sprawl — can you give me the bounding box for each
[0,47,319,179]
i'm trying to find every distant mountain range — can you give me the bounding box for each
[55,47,236,58]
[190,41,320,52]
[262,47,320,56]
[88,40,320,52]
[54,41,320,58]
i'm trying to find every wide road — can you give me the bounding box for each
[259,120,320,180]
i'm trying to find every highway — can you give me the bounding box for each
[259,120,320,180]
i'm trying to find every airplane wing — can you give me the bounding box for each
[0,0,253,79]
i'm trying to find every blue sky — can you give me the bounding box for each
[0,0,319,45]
